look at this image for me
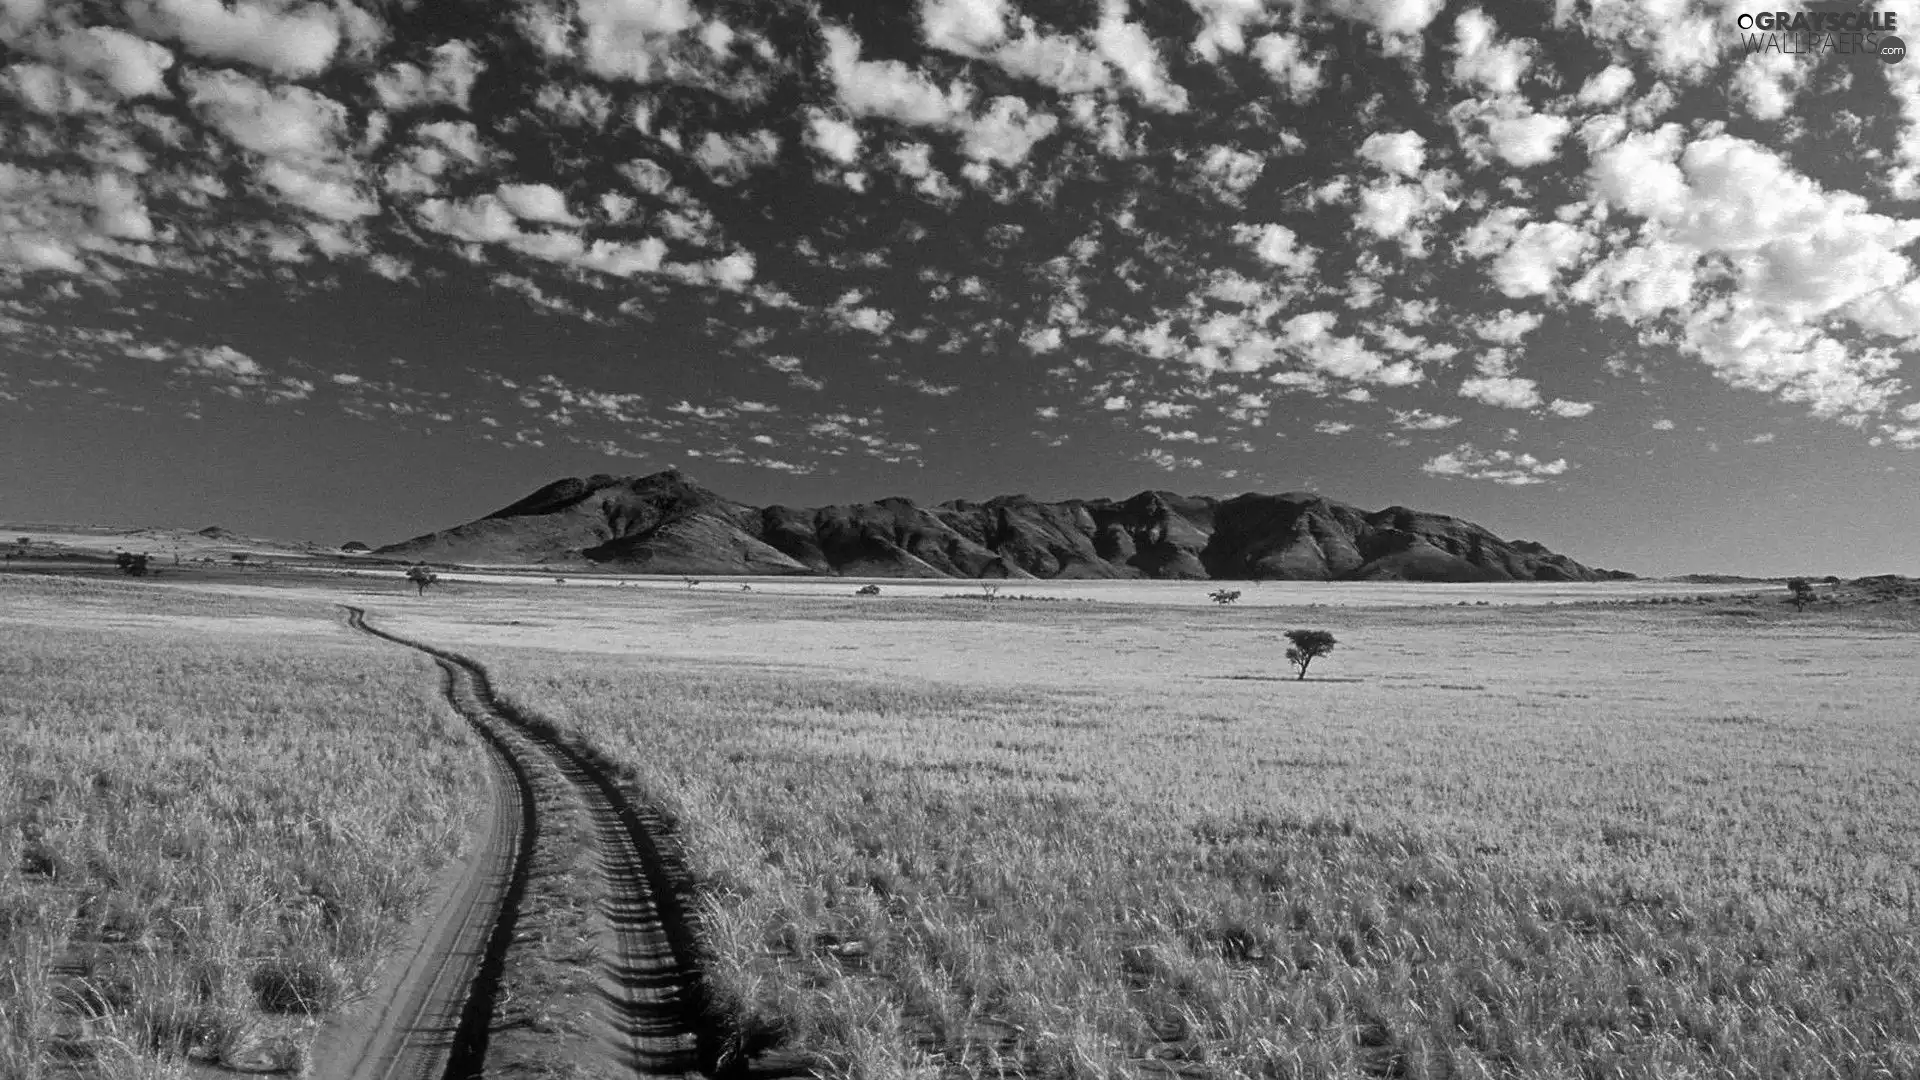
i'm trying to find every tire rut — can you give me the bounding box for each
[341,606,713,1080]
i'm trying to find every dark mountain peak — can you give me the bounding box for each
[380,474,1633,582]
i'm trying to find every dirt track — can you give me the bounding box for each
[323,607,713,1079]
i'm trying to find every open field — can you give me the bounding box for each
[3,570,1917,1076]
[389,584,1920,1077]
[0,576,485,1077]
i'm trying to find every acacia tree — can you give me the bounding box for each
[116,552,151,577]
[406,564,439,597]
[1787,578,1814,611]
[1285,629,1337,680]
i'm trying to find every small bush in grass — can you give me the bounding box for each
[1284,629,1337,680]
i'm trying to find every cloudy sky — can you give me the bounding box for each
[3,0,1918,575]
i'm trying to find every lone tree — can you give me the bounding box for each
[1284,629,1338,680]
[115,551,152,577]
[1210,588,1242,605]
[406,564,439,597]
[1787,578,1815,611]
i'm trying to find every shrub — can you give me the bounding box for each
[1210,589,1242,605]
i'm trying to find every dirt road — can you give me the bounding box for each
[319,607,713,1079]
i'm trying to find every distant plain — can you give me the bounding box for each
[3,568,1917,1077]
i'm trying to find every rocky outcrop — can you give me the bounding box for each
[377,470,1634,582]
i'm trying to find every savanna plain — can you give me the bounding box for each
[3,570,1918,1079]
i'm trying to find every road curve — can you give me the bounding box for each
[336,606,715,1080]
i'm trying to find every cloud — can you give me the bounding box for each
[805,109,863,165]
[129,0,344,78]
[1094,0,1189,111]
[258,160,376,220]
[35,25,176,99]
[1250,32,1323,103]
[1450,8,1532,94]
[1358,131,1425,178]
[1545,398,1594,418]
[1651,418,1675,430]
[958,96,1057,165]
[1233,222,1316,276]
[1459,374,1542,409]
[823,24,972,128]
[1314,419,1354,434]
[1485,110,1570,167]
[1576,64,1633,107]
[1583,130,1920,420]
[1391,408,1460,430]
[1198,145,1262,198]
[184,68,351,162]
[577,0,700,82]
[692,129,781,183]
[919,0,1006,54]
[495,182,581,224]
[373,40,483,111]
[1422,444,1569,485]
[1473,308,1542,344]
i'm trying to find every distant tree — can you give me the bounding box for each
[981,582,1001,601]
[341,541,371,553]
[230,552,249,567]
[856,584,881,596]
[740,584,752,592]
[15,536,28,548]
[116,552,152,577]
[1284,629,1338,681]
[683,576,700,590]
[406,564,439,597]
[1787,578,1815,611]
[1210,588,1242,605]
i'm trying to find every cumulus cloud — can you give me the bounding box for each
[1583,129,1920,420]
[1576,64,1633,107]
[1391,408,1460,430]
[373,40,483,111]
[805,109,863,164]
[958,96,1058,165]
[1233,222,1316,276]
[1474,308,1542,344]
[34,25,175,99]
[1250,32,1322,103]
[823,24,972,128]
[1358,131,1425,178]
[184,68,350,161]
[129,0,344,78]
[1546,398,1594,418]
[577,0,700,82]
[1422,443,1569,485]
[495,182,581,224]
[1459,374,1542,409]
[1450,8,1531,95]
[920,0,1006,55]
[1094,0,1189,111]
[692,129,781,183]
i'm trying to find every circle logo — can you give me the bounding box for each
[1883,35,1908,63]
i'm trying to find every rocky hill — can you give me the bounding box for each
[376,470,1634,582]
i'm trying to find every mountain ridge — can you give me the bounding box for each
[376,470,1636,582]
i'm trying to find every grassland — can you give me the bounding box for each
[5,570,1917,1078]
[0,576,485,1077]
[381,588,1920,1079]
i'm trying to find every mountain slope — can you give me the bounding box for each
[376,470,1634,582]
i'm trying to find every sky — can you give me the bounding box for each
[2,0,1919,577]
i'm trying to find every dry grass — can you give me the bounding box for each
[414,591,1920,1079]
[0,576,485,1077]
